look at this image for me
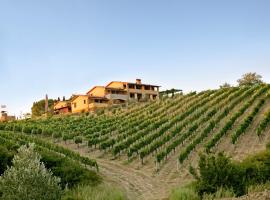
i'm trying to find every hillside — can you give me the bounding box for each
[1,84,270,200]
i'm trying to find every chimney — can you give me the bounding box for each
[136,79,142,84]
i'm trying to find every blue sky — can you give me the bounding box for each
[0,0,270,116]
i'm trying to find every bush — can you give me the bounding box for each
[0,144,62,200]
[40,151,100,189]
[0,146,14,175]
[194,153,245,196]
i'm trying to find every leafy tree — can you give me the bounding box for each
[220,82,231,89]
[0,144,61,200]
[237,72,263,87]
[31,99,54,118]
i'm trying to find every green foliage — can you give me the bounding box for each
[205,85,269,152]
[22,126,32,134]
[0,146,14,175]
[0,138,100,190]
[0,144,62,200]
[202,187,235,199]
[62,184,126,200]
[31,99,54,118]
[192,148,270,198]
[40,152,100,189]
[194,152,245,196]
[169,183,200,200]
[0,123,6,130]
[74,136,83,147]
[231,99,265,144]
[257,108,270,136]
[53,132,62,139]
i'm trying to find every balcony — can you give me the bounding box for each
[89,103,108,110]
[105,94,128,101]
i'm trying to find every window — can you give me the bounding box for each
[73,103,77,108]
[144,86,150,90]
[130,93,135,98]
[136,85,142,89]
[129,84,135,89]
[84,100,86,104]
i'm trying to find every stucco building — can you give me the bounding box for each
[54,78,160,114]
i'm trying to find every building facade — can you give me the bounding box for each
[70,95,89,113]
[86,79,160,111]
[53,79,160,114]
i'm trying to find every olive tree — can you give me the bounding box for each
[0,144,61,200]
[237,72,263,87]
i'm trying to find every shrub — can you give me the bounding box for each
[0,146,14,175]
[0,144,61,200]
[194,153,245,196]
[40,151,100,189]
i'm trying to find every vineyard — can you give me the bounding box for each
[1,84,270,200]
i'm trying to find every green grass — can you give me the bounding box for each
[169,183,200,200]
[202,187,235,200]
[247,181,270,194]
[62,183,127,200]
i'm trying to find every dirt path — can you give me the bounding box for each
[57,141,170,200]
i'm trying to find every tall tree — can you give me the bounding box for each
[31,99,54,118]
[237,72,263,87]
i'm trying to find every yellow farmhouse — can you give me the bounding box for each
[55,78,161,114]
[85,79,160,112]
